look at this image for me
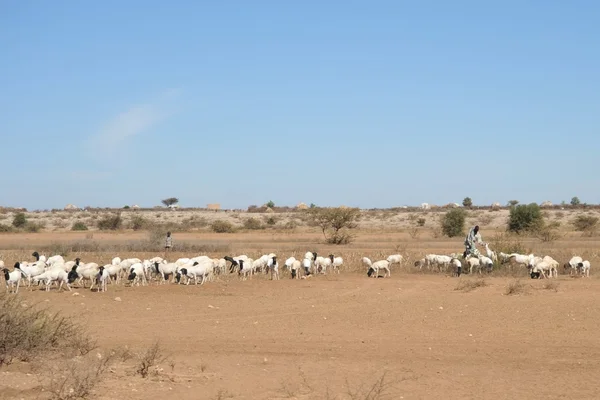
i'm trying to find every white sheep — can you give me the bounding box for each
[498,252,511,264]
[450,258,462,277]
[386,254,404,266]
[238,259,254,281]
[14,261,45,287]
[157,262,180,283]
[96,266,110,292]
[301,257,312,277]
[542,256,559,278]
[328,254,343,274]
[580,260,591,277]
[33,268,72,292]
[267,256,279,280]
[179,260,214,285]
[314,256,331,274]
[3,267,22,293]
[370,260,391,278]
[509,253,533,269]
[565,256,583,275]
[127,263,148,286]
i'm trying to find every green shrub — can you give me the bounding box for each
[416,217,426,227]
[508,203,543,233]
[462,197,473,207]
[71,221,89,231]
[441,208,466,237]
[265,216,277,226]
[211,220,235,233]
[96,213,122,230]
[12,213,27,228]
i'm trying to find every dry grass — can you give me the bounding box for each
[455,279,487,292]
[505,280,529,296]
[542,280,560,292]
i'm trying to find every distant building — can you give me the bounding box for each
[64,204,78,211]
[421,203,431,210]
[540,201,553,207]
[296,202,308,210]
[207,203,221,210]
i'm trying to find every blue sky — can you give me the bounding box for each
[1,1,598,210]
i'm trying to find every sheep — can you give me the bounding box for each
[290,260,301,279]
[314,256,331,274]
[565,256,584,275]
[542,256,559,278]
[213,258,227,275]
[580,260,591,277]
[33,268,72,292]
[238,259,254,281]
[370,260,391,278]
[224,256,238,273]
[465,256,481,275]
[531,261,554,279]
[157,262,180,283]
[127,263,148,286]
[112,257,122,266]
[14,261,45,287]
[328,254,343,274]
[302,257,312,278]
[178,261,214,285]
[508,253,533,269]
[46,255,65,267]
[267,256,279,280]
[68,263,100,290]
[31,251,46,263]
[102,264,122,284]
[362,257,377,277]
[386,254,404,266]
[3,267,22,294]
[498,252,511,264]
[450,258,462,277]
[96,266,110,292]
[479,255,494,273]
[432,255,452,272]
[484,243,498,263]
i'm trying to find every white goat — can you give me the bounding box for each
[370,260,391,278]
[580,260,591,277]
[33,268,72,292]
[484,243,498,263]
[386,254,404,266]
[328,254,343,274]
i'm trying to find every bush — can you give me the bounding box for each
[129,215,149,231]
[0,224,13,232]
[416,217,426,227]
[266,200,275,208]
[508,203,543,233]
[462,197,473,207]
[12,212,27,228]
[534,221,562,242]
[265,216,277,226]
[24,222,45,232]
[0,294,96,366]
[441,208,466,237]
[571,196,581,206]
[211,220,235,233]
[71,221,88,231]
[96,213,122,230]
[573,214,598,236]
[243,218,264,230]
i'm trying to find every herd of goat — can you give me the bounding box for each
[0,244,592,294]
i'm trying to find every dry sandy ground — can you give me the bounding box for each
[2,273,600,400]
[0,230,599,400]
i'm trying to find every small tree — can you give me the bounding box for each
[12,213,27,228]
[441,208,466,237]
[573,214,599,236]
[507,203,543,233]
[161,197,179,207]
[307,207,360,244]
[462,197,473,207]
[71,221,88,231]
[507,200,519,207]
[571,197,581,206]
[309,203,316,208]
[211,220,235,233]
[266,200,275,208]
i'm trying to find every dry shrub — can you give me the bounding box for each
[211,220,236,233]
[135,340,169,378]
[96,213,122,230]
[0,294,96,366]
[505,280,528,295]
[542,280,559,292]
[44,352,116,400]
[71,221,88,231]
[455,279,487,292]
[489,232,527,254]
[345,371,395,400]
[244,218,264,230]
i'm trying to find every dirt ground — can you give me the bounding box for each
[1,230,599,399]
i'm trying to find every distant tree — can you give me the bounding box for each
[571,197,581,206]
[441,209,466,237]
[266,200,275,208]
[161,197,179,207]
[12,212,27,228]
[508,200,519,207]
[462,197,473,207]
[308,207,360,244]
[123,205,130,209]
[309,203,316,208]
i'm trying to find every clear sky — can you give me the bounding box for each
[1,1,598,210]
